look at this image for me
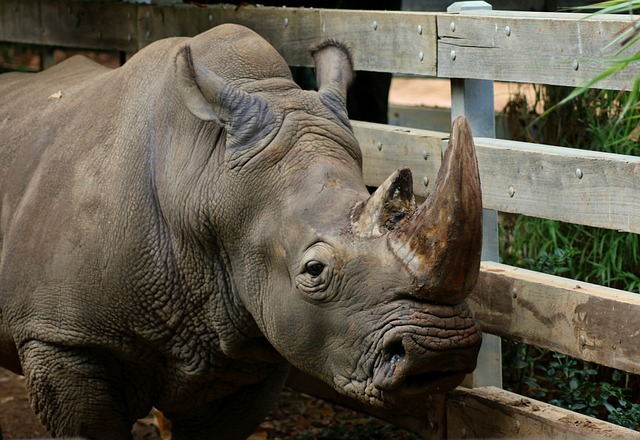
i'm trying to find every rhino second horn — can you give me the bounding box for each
[351,168,416,238]
[389,116,483,304]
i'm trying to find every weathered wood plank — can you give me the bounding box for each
[447,386,640,439]
[356,125,640,234]
[0,1,139,52]
[40,1,138,52]
[471,262,640,375]
[474,137,640,234]
[137,5,437,75]
[0,1,41,44]
[3,1,639,90]
[0,1,438,76]
[438,11,640,90]
[352,121,444,199]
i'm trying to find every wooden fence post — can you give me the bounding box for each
[448,0,503,389]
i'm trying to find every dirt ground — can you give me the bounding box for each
[0,367,420,440]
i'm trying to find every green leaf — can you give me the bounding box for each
[570,378,579,390]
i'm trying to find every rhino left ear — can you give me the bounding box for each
[175,45,221,122]
[175,44,277,152]
[310,40,354,123]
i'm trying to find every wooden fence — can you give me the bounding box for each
[2,0,640,438]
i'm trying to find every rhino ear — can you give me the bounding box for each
[310,40,354,122]
[175,45,221,122]
[175,44,277,152]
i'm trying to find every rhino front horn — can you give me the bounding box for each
[390,116,483,304]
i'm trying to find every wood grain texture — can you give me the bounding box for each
[0,1,437,75]
[447,386,640,439]
[40,1,138,52]
[0,1,42,45]
[474,137,640,234]
[437,11,639,90]
[352,121,445,199]
[3,1,638,90]
[137,5,438,75]
[357,128,640,234]
[472,262,640,375]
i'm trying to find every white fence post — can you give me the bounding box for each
[448,0,503,389]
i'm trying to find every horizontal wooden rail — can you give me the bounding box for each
[352,121,445,197]
[1,1,638,90]
[0,1,438,75]
[353,121,640,234]
[472,261,640,375]
[438,10,640,90]
[286,371,640,438]
[475,137,640,234]
[447,386,640,439]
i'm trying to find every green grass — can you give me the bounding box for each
[500,215,640,292]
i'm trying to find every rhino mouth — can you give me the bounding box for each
[372,347,477,404]
[371,304,481,405]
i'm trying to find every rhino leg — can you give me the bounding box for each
[167,364,290,440]
[20,340,148,439]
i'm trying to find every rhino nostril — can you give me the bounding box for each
[383,340,406,363]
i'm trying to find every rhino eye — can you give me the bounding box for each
[305,261,325,278]
[296,243,336,300]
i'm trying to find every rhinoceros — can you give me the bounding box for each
[0,23,482,439]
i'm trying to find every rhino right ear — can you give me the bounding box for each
[310,40,354,123]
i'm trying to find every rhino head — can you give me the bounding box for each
[173,25,482,409]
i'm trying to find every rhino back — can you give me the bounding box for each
[0,56,109,201]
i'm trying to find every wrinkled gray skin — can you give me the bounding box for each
[0,24,482,439]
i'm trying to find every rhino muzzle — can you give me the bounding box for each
[372,302,481,404]
[352,116,483,401]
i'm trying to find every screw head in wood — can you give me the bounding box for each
[450,50,457,60]
[505,25,512,36]
[372,20,378,30]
